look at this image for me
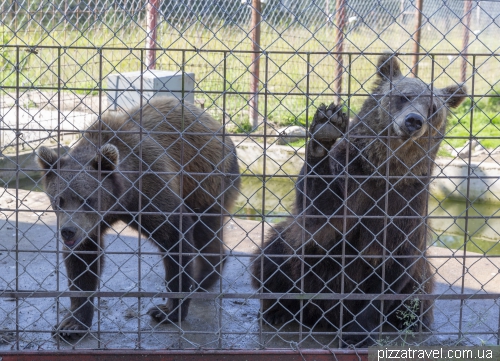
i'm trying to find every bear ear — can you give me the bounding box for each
[442,83,467,109]
[377,53,402,81]
[93,144,119,172]
[37,146,59,171]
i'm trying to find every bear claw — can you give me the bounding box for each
[53,316,89,340]
[148,304,183,324]
[341,321,376,347]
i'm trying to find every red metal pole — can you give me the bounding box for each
[411,0,423,77]
[461,0,473,83]
[333,0,346,104]
[145,0,159,70]
[249,0,262,129]
[0,349,369,361]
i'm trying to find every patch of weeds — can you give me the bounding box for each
[447,89,500,150]
[72,88,100,96]
[437,146,453,158]
[376,336,394,347]
[396,297,420,344]
[229,118,254,134]
[281,113,308,127]
[485,88,500,112]
[23,99,37,108]
[286,138,306,149]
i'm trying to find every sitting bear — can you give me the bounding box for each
[251,53,466,345]
[37,97,240,339]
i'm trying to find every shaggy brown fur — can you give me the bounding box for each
[38,97,240,339]
[251,54,467,346]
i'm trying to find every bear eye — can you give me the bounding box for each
[81,197,95,210]
[400,95,412,103]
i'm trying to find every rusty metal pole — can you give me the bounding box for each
[461,0,473,83]
[249,0,262,129]
[399,0,405,24]
[145,0,159,70]
[333,0,346,104]
[411,0,423,77]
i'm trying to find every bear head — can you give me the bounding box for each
[37,144,122,249]
[371,53,467,142]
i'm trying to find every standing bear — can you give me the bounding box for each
[251,53,466,345]
[37,97,240,339]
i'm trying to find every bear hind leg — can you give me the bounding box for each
[192,214,227,290]
[144,214,195,323]
[251,227,300,325]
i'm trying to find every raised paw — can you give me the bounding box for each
[148,301,189,324]
[53,315,90,340]
[309,103,348,158]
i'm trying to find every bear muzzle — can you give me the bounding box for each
[60,226,80,248]
[404,112,425,135]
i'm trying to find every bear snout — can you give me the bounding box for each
[404,113,424,135]
[61,226,79,247]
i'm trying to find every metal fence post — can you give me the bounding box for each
[411,0,423,77]
[461,0,473,83]
[333,0,346,104]
[145,0,159,70]
[250,0,262,129]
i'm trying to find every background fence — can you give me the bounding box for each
[1,0,500,357]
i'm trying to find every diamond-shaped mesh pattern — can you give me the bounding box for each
[1,0,500,355]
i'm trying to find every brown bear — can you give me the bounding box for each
[251,53,466,346]
[37,97,240,339]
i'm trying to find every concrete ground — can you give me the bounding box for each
[1,189,500,350]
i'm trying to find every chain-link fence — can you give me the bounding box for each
[1,0,500,357]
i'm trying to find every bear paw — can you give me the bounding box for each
[148,303,187,324]
[53,315,90,340]
[341,322,376,347]
[308,103,348,158]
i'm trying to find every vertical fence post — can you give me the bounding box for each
[461,0,472,83]
[333,0,346,104]
[145,0,159,70]
[399,0,405,24]
[64,0,67,25]
[14,0,18,33]
[249,0,262,129]
[411,0,423,77]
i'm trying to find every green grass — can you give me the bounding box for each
[443,90,500,150]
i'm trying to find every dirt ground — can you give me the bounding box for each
[1,189,500,350]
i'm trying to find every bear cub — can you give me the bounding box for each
[38,97,240,339]
[251,53,466,345]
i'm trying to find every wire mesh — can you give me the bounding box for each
[1,0,500,355]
